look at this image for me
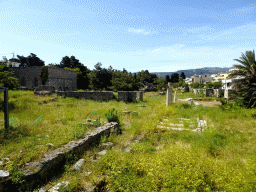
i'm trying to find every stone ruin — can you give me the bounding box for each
[137,82,157,92]
[34,85,56,96]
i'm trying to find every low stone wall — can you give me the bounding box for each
[137,91,143,101]
[56,91,114,101]
[118,91,143,102]
[214,89,224,97]
[34,85,56,95]
[205,89,214,97]
[190,88,226,97]
[192,89,205,95]
[1,122,120,191]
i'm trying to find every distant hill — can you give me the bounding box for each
[151,67,230,78]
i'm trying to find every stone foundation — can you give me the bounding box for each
[34,85,56,95]
[118,91,143,102]
[1,122,120,191]
[56,91,114,101]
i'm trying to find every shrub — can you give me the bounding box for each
[181,103,192,109]
[105,108,120,124]
[93,117,101,127]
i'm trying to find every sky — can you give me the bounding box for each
[0,0,256,73]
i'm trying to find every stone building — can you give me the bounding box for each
[11,66,77,91]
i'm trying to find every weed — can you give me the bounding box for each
[93,117,101,128]
[9,161,25,184]
[181,103,192,109]
[105,108,120,124]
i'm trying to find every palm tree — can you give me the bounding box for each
[228,50,256,107]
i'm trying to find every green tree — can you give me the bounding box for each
[213,82,222,89]
[89,63,112,90]
[180,72,186,80]
[191,82,200,88]
[136,70,157,84]
[170,73,179,83]
[111,70,137,91]
[228,50,256,107]
[17,53,45,67]
[165,75,170,83]
[0,62,19,89]
[154,77,167,90]
[58,56,90,90]
[206,82,214,88]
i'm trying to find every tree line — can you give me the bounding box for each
[2,50,256,108]
[2,53,187,91]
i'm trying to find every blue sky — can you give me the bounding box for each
[1,0,256,73]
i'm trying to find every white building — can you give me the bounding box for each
[190,74,213,84]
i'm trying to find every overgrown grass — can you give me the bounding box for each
[2,90,256,191]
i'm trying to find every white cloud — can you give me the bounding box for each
[151,44,185,53]
[127,28,151,35]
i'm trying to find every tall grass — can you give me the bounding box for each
[2,90,256,191]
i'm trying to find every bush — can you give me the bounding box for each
[93,117,101,127]
[181,103,192,109]
[213,82,223,89]
[206,82,214,88]
[105,108,120,124]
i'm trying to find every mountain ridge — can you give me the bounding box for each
[150,67,230,78]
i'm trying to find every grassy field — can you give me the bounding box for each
[1,90,256,191]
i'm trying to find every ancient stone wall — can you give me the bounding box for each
[57,91,114,101]
[213,89,224,97]
[1,122,119,191]
[47,67,77,91]
[12,66,42,89]
[11,66,77,91]
[205,89,214,96]
[34,85,56,95]
[118,91,143,102]
[56,91,143,102]
[191,88,225,97]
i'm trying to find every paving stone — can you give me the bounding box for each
[168,123,184,127]
[72,159,85,171]
[89,154,101,162]
[121,111,132,114]
[157,125,190,131]
[177,118,191,121]
[84,185,96,192]
[102,142,114,147]
[98,149,107,156]
[123,147,131,152]
[0,170,9,178]
[48,181,69,192]
[197,119,207,128]
[192,128,203,133]
[47,143,54,149]
[84,169,92,176]
[38,186,46,192]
